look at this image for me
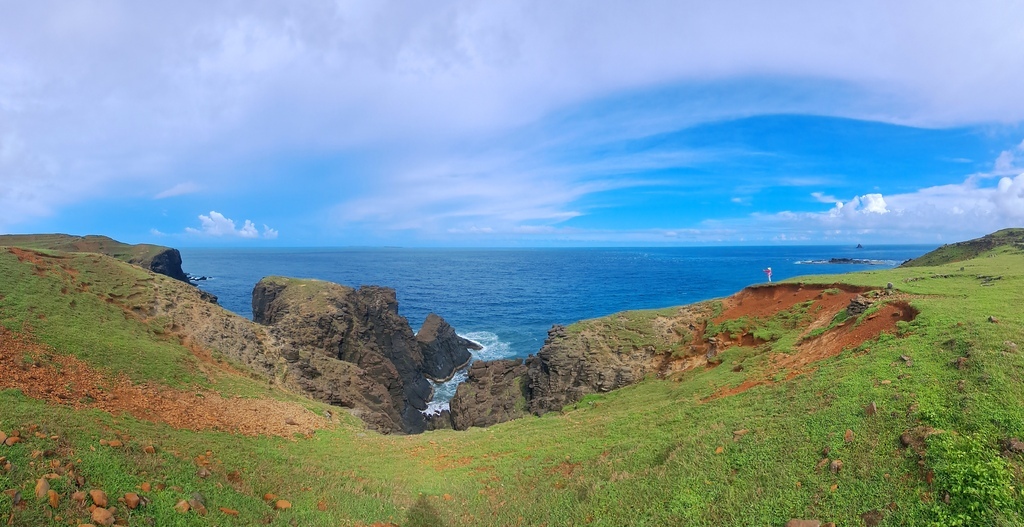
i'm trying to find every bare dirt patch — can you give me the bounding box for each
[0,326,329,437]
[699,284,918,401]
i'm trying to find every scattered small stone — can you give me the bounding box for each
[274,499,292,510]
[188,499,208,516]
[174,500,190,513]
[4,436,21,446]
[785,520,821,527]
[988,316,999,323]
[91,507,114,526]
[90,489,108,508]
[844,429,854,443]
[866,402,877,416]
[191,492,205,506]
[861,509,883,527]
[317,500,328,510]
[732,429,749,441]
[72,491,87,503]
[196,467,211,478]
[880,380,891,385]
[219,507,239,516]
[47,489,59,508]
[143,445,156,454]
[829,459,843,473]
[714,446,724,454]
[124,493,140,510]
[953,357,968,370]
[886,282,893,290]
[1006,341,1018,353]
[816,458,830,470]
[140,482,151,493]
[3,489,21,505]
[0,431,6,444]
[263,493,277,501]
[285,418,299,426]
[106,440,123,448]
[823,523,836,527]
[822,446,831,457]
[35,477,50,499]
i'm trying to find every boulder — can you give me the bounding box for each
[450,359,529,430]
[416,313,478,381]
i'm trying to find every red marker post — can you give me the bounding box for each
[763,267,773,282]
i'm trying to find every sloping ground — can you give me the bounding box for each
[0,326,328,437]
[900,227,1024,267]
[2,235,1024,525]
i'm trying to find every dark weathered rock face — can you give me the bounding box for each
[449,324,656,429]
[416,313,478,381]
[142,248,190,283]
[251,277,474,434]
[525,325,645,416]
[449,359,529,430]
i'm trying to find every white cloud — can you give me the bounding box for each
[2,1,1024,232]
[994,140,1024,175]
[154,182,200,199]
[769,174,1024,240]
[149,228,165,236]
[810,191,839,203]
[185,210,277,239]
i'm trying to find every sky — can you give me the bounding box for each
[2,1,1024,247]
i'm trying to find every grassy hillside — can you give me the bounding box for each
[0,234,170,267]
[2,238,1024,526]
[900,228,1024,267]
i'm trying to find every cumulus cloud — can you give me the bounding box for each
[185,211,277,239]
[765,174,1024,240]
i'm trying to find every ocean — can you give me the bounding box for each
[179,245,934,412]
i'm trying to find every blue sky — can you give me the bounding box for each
[2,1,1024,246]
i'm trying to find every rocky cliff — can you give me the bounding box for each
[252,277,478,434]
[447,322,661,428]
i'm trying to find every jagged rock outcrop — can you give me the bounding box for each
[251,277,477,434]
[525,324,648,416]
[448,324,654,429]
[449,359,529,430]
[141,247,190,283]
[417,313,479,381]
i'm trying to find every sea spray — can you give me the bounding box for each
[422,330,513,415]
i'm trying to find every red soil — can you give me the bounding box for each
[0,326,329,437]
[701,284,917,401]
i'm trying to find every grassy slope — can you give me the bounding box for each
[901,227,1024,267]
[0,234,169,266]
[2,244,1024,526]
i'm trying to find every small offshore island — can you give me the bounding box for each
[1,229,1024,525]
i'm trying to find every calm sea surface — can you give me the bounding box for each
[179,245,933,411]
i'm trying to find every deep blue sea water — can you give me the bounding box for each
[179,245,934,411]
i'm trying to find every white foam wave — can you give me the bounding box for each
[422,330,514,416]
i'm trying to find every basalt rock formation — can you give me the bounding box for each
[449,359,529,430]
[252,277,477,434]
[417,313,479,382]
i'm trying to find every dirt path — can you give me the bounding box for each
[0,326,329,437]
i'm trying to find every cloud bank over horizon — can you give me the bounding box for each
[1,1,1023,245]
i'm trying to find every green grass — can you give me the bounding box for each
[2,243,1024,525]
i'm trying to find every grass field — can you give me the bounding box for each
[1,238,1023,526]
